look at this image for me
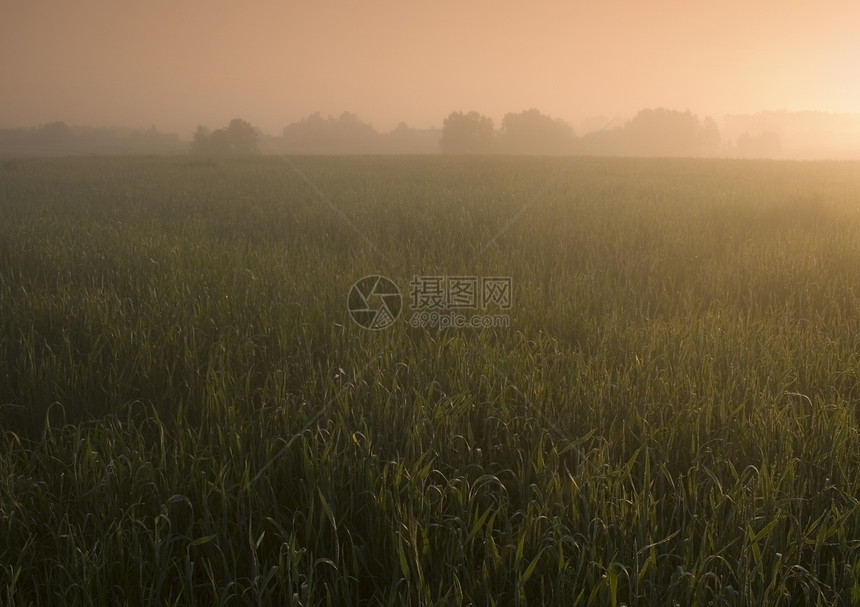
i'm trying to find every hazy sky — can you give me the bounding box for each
[2,1,858,137]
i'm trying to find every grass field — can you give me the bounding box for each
[3,154,860,605]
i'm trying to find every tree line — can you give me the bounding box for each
[190,108,785,158]
[0,122,183,156]
[17,108,860,158]
[0,110,787,158]
[436,108,790,157]
[438,108,725,156]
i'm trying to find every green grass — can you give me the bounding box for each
[3,155,860,605]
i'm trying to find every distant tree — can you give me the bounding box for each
[622,108,703,156]
[588,108,724,157]
[330,112,379,151]
[736,131,782,158]
[281,112,329,150]
[335,111,373,133]
[500,109,576,154]
[439,111,495,154]
[37,121,73,144]
[700,116,722,155]
[281,111,381,153]
[190,119,258,154]
[385,122,441,154]
[391,121,410,136]
[222,118,258,154]
[191,125,211,153]
[387,121,414,147]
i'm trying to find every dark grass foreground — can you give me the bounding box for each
[3,156,860,605]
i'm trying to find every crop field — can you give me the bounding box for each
[3,154,860,605]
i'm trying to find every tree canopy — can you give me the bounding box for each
[191,119,258,154]
[500,109,576,154]
[439,111,495,154]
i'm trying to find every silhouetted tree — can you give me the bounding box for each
[37,121,74,144]
[700,116,721,155]
[190,119,258,154]
[385,122,441,154]
[281,112,328,150]
[391,121,410,137]
[223,118,258,153]
[281,111,381,153]
[587,108,723,157]
[736,131,782,158]
[622,108,703,156]
[191,125,211,153]
[329,112,379,151]
[500,109,576,154]
[439,111,495,154]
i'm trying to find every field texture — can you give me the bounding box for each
[3,155,860,605]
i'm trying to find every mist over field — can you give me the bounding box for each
[3,2,860,158]
[4,2,860,605]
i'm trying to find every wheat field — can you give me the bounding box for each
[2,155,860,605]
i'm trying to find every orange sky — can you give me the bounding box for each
[2,1,858,137]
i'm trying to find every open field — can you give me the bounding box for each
[3,155,860,605]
